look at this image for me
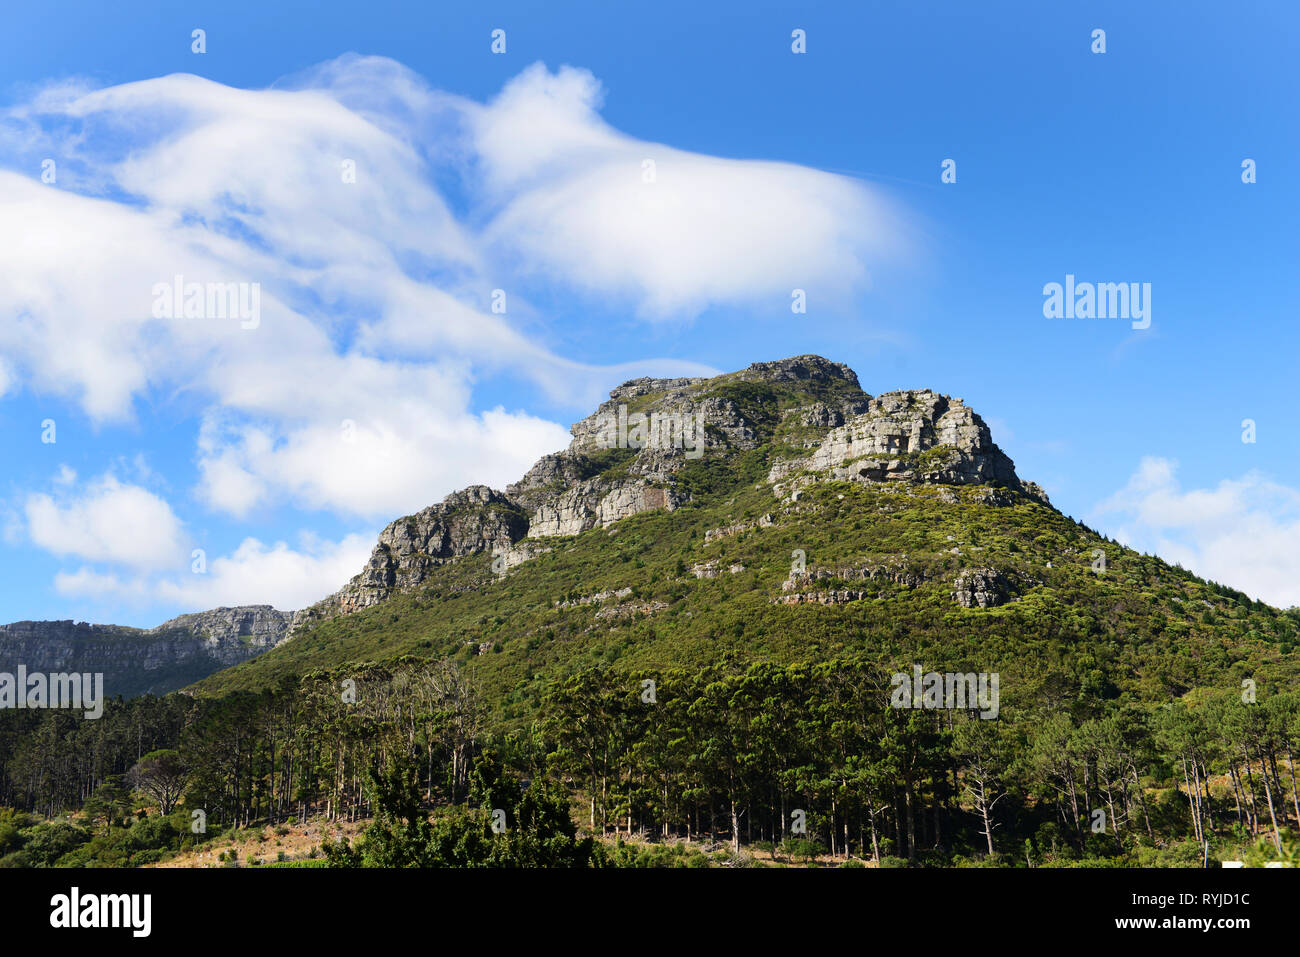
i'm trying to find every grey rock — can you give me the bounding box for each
[302,485,528,620]
[953,568,1012,608]
[773,590,870,605]
[594,599,669,620]
[554,588,634,610]
[692,561,720,579]
[781,560,928,592]
[770,389,1049,504]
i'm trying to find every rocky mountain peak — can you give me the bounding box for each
[299,356,1045,632]
[606,375,708,404]
[738,354,861,388]
[301,486,530,620]
[151,605,294,648]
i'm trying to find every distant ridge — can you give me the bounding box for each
[0,605,294,697]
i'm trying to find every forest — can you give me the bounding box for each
[1,655,1297,867]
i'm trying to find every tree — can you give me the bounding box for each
[129,749,189,815]
[81,775,133,833]
[952,719,1010,856]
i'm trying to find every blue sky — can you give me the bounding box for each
[1,0,1298,626]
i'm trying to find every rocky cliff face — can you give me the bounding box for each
[769,388,1048,502]
[0,605,293,698]
[301,486,529,619]
[151,605,295,655]
[297,354,1047,631]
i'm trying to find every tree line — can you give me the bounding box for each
[1,655,1297,866]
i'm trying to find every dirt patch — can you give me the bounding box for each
[150,819,366,868]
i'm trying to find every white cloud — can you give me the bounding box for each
[54,532,375,612]
[471,63,908,318]
[194,401,573,521]
[1092,456,1300,609]
[25,474,189,571]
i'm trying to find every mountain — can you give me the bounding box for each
[0,606,294,697]
[193,355,1298,713]
[5,354,1298,870]
[291,354,1045,624]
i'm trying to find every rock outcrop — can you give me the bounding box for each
[770,389,1049,504]
[704,514,774,543]
[774,589,873,606]
[519,479,681,538]
[303,486,529,618]
[952,568,1013,608]
[510,356,866,536]
[152,605,296,653]
[783,560,930,592]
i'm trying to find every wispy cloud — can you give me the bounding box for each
[470,63,910,318]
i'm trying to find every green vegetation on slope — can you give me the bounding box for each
[194,471,1299,723]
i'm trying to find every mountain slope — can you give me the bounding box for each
[193,356,1300,716]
